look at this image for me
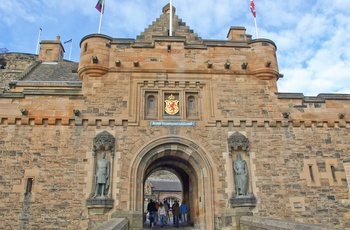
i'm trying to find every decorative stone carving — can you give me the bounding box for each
[93,131,115,157]
[227,132,250,154]
[228,132,256,208]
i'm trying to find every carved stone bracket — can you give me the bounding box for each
[86,197,114,215]
[230,195,256,208]
[93,131,116,157]
[227,132,250,156]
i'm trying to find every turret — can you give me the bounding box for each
[78,34,112,79]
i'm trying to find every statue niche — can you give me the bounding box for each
[227,132,256,207]
[86,131,115,215]
[92,152,110,198]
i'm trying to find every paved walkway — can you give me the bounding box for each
[143,219,198,229]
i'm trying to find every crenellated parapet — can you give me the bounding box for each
[0,117,348,129]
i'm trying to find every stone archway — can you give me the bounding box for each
[129,136,216,229]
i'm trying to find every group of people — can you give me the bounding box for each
[146,199,188,228]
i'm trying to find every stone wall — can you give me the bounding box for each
[1,117,349,229]
[0,53,38,89]
[1,29,350,229]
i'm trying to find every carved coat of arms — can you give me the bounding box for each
[164,94,179,115]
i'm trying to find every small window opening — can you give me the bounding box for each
[308,165,315,182]
[45,49,52,54]
[331,165,337,182]
[188,97,194,110]
[167,45,171,53]
[25,178,33,196]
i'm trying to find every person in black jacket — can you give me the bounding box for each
[147,199,157,227]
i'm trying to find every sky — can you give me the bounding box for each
[0,0,349,96]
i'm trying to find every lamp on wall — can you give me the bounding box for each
[115,60,121,67]
[133,61,139,67]
[224,61,231,69]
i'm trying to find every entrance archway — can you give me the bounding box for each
[129,136,216,229]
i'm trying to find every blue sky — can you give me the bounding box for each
[1,0,349,96]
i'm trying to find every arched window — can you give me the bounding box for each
[186,93,198,119]
[145,93,158,119]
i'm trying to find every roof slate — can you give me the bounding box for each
[22,61,80,82]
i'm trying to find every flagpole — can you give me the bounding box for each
[250,0,259,39]
[36,28,42,54]
[98,0,105,34]
[254,17,259,38]
[169,0,172,36]
[69,40,73,61]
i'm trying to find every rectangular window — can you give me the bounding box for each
[25,178,33,196]
[185,92,199,120]
[145,91,158,120]
[330,165,337,182]
[308,165,315,182]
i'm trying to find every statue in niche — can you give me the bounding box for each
[233,153,248,196]
[92,152,110,198]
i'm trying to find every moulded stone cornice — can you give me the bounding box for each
[250,68,281,80]
[79,33,113,47]
[78,65,109,79]
[247,38,277,50]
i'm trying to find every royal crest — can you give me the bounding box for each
[164,94,179,115]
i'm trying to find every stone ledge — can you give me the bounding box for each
[91,218,128,230]
[230,195,256,208]
[240,216,342,230]
[87,197,114,215]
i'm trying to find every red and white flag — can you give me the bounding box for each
[250,0,256,18]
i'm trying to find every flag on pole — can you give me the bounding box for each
[250,0,256,18]
[95,0,104,13]
[64,38,72,44]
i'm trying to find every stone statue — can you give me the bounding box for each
[233,154,248,196]
[92,152,110,198]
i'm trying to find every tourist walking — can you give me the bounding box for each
[147,199,157,228]
[180,200,188,226]
[163,200,170,224]
[172,200,180,227]
[158,202,166,227]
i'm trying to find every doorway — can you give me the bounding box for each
[129,136,215,229]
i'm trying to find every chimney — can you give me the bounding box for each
[38,35,65,62]
[227,26,252,42]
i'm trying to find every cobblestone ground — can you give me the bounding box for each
[143,219,198,229]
